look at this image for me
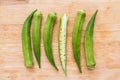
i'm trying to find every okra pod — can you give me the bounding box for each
[22,10,37,67]
[32,11,42,68]
[72,10,86,73]
[43,12,58,70]
[58,14,68,75]
[84,10,98,69]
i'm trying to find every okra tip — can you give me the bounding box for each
[95,10,98,13]
[93,10,98,18]
[64,70,67,76]
[33,9,37,12]
[54,66,59,71]
[94,10,98,17]
[38,63,41,68]
[78,67,82,73]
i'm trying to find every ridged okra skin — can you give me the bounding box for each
[32,11,42,68]
[22,10,37,67]
[84,10,98,69]
[72,10,86,73]
[43,12,58,70]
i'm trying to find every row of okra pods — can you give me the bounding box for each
[22,9,98,75]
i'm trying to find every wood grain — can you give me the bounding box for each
[0,0,120,80]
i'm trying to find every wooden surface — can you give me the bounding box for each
[0,0,120,80]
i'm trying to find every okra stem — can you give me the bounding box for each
[84,10,98,69]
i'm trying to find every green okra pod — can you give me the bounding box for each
[84,10,98,69]
[58,14,68,75]
[72,10,86,73]
[22,10,37,67]
[32,11,42,68]
[43,12,58,70]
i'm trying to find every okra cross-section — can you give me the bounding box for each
[43,12,58,70]
[58,14,68,75]
[72,10,86,73]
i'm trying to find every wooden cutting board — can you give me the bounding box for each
[0,0,120,80]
